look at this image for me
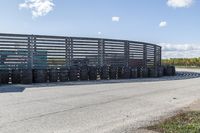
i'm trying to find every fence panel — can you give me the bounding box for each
[146,44,155,67]
[0,33,162,70]
[0,34,31,69]
[71,37,99,66]
[156,46,161,66]
[104,39,126,66]
[33,35,67,69]
[128,42,144,67]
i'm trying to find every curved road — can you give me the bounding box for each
[0,68,200,133]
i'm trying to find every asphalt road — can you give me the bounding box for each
[1,68,200,133]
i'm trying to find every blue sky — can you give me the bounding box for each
[0,0,199,58]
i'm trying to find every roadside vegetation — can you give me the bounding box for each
[162,58,200,68]
[148,111,200,133]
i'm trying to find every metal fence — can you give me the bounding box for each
[0,33,161,70]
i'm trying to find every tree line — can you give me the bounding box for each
[162,58,200,67]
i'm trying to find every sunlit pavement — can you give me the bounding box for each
[0,68,200,133]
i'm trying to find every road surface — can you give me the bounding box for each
[0,68,200,133]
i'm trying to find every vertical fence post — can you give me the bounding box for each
[65,37,67,67]
[27,36,31,69]
[154,45,157,68]
[143,44,147,68]
[98,39,101,66]
[159,46,162,66]
[99,39,105,66]
[70,38,73,66]
[27,36,33,69]
[33,36,36,69]
[124,41,129,66]
[65,37,70,67]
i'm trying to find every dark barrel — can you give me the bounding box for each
[148,68,158,78]
[168,66,173,76]
[139,67,148,78]
[121,66,131,79]
[88,66,97,80]
[21,69,32,84]
[163,66,175,76]
[157,67,164,77]
[100,66,109,80]
[69,66,79,81]
[171,66,176,76]
[131,67,138,78]
[11,69,21,84]
[117,67,123,79]
[59,68,69,82]
[0,70,9,84]
[163,66,170,76]
[80,66,89,81]
[33,69,48,83]
[49,68,59,82]
[163,66,168,76]
[109,66,117,79]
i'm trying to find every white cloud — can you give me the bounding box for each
[112,16,120,22]
[98,32,102,35]
[19,0,54,18]
[159,21,167,28]
[160,43,200,59]
[167,0,194,8]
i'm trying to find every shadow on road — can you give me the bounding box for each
[0,86,25,93]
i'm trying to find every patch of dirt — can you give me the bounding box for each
[132,129,158,133]
[185,100,200,112]
[136,100,200,133]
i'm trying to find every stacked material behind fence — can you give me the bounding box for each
[0,33,165,84]
[0,34,31,70]
[0,33,161,70]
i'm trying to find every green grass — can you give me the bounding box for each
[148,111,200,133]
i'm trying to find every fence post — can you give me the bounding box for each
[99,39,105,66]
[159,46,162,66]
[70,38,73,66]
[143,44,147,68]
[124,41,129,66]
[98,39,101,66]
[27,36,33,69]
[154,45,157,68]
[33,36,36,69]
[65,37,71,67]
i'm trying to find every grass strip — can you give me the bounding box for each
[148,111,200,133]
